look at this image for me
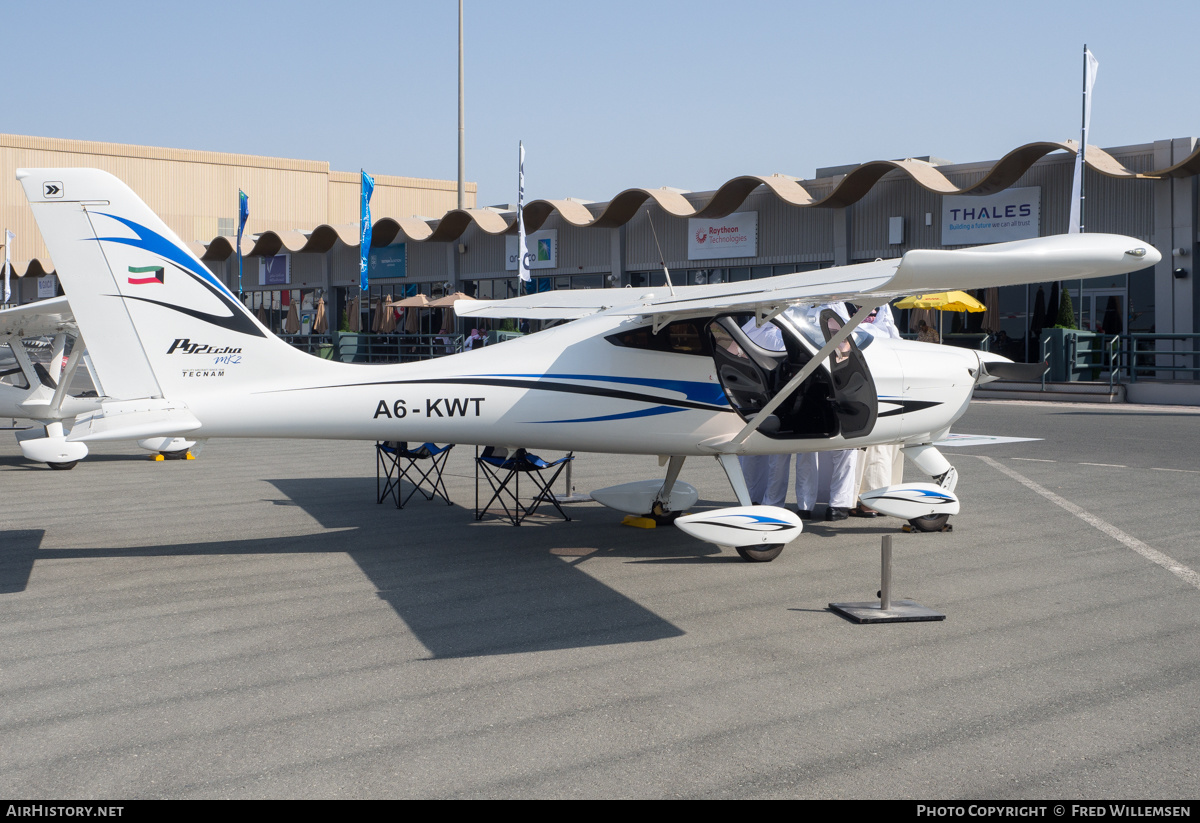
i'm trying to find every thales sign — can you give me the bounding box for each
[688,212,758,260]
[942,187,1040,245]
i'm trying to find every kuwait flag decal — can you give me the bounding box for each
[128,265,164,285]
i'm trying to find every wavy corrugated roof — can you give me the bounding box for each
[8,139,1197,276]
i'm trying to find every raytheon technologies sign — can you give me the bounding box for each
[942,187,1041,245]
[688,211,758,260]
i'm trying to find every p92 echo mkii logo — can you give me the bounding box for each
[43,182,64,198]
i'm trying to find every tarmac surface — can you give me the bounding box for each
[2,399,1199,799]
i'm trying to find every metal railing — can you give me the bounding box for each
[1121,333,1200,383]
[1045,331,1200,385]
[1106,335,1121,391]
[1041,335,1052,391]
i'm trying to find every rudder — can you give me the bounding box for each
[19,168,312,401]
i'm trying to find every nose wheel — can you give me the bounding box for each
[906,513,951,532]
[735,544,784,562]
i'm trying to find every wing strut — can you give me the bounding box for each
[48,338,87,416]
[7,337,39,388]
[727,301,881,446]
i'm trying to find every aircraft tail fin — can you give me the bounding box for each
[18,168,321,401]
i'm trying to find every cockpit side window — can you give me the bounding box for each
[791,309,873,351]
[606,320,713,356]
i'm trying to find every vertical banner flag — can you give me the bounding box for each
[517,142,530,283]
[1068,47,1099,234]
[3,230,13,304]
[237,190,249,298]
[360,171,375,291]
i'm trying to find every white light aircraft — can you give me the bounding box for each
[1,298,194,468]
[17,168,1160,559]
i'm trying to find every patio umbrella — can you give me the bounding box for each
[378,294,397,333]
[1031,287,1047,335]
[895,291,985,341]
[387,294,430,308]
[428,292,473,308]
[313,297,327,333]
[893,291,986,312]
[404,303,421,334]
[1029,287,1047,362]
[347,295,361,332]
[371,296,387,333]
[982,288,999,334]
[284,301,300,334]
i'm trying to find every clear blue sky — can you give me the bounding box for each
[7,0,1198,209]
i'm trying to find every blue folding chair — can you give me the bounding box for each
[376,441,455,509]
[474,446,574,526]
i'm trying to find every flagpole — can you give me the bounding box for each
[457,0,465,211]
[359,170,375,335]
[517,141,530,293]
[237,189,248,301]
[1068,45,1098,235]
[1078,43,1088,232]
[3,228,12,306]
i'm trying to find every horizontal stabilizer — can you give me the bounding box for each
[67,398,202,443]
[0,296,76,339]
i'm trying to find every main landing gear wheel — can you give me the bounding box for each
[907,513,950,532]
[160,449,190,460]
[649,501,683,526]
[735,544,784,563]
[47,461,78,471]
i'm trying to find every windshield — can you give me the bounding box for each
[785,310,875,352]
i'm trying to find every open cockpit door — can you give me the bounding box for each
[706,310,877,440]
[812,308,878,439]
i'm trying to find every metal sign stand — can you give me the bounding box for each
[829,535,945,624]
[555,459,593,504]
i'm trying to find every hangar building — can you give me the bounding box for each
[2,132,1197,382]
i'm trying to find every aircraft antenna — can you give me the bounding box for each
[646,210,676,296]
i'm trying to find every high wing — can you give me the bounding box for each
[0,296,76,340]
[457,234,1154,323]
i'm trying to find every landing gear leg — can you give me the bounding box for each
[901,443,958,531]
[715,453,752,507]
[650,456,687,523]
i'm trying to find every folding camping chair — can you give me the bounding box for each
[474,446,575,526]
[376,441,455,509]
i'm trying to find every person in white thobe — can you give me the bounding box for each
[789,302,858,521]
[852,303,903,515]
[737,318,791,506]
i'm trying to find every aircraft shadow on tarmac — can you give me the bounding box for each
[1,476,707,658]
[0,452,153,468]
